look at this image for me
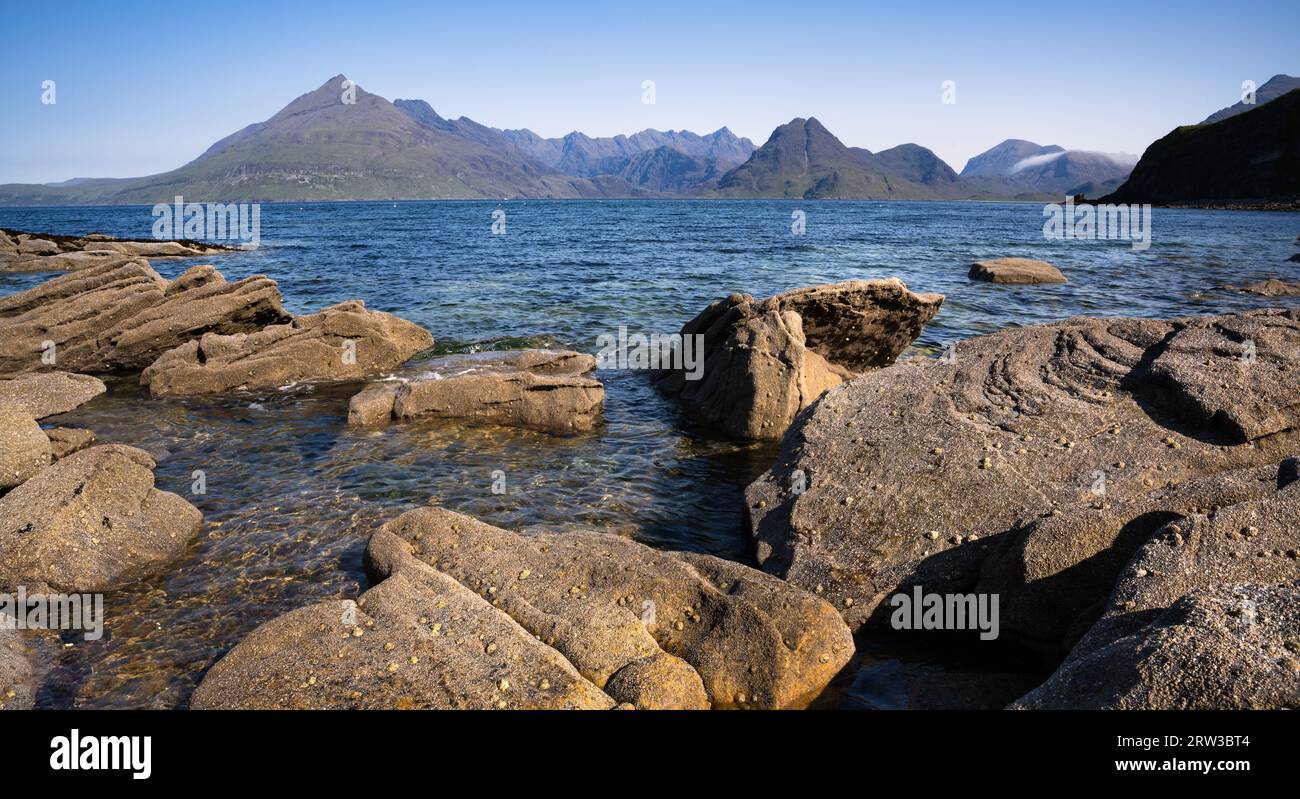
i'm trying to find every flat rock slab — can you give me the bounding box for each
[141,300,433,396]
[348,350,603,433]
[0,372,106,419]
[656,278,942,439]
[746,310,1300,631]
[969,258,1067,284]
[0,261,288,376]
[0,444,202,593]
[365,507,854,709]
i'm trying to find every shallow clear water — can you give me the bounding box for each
[1,200,1297,708]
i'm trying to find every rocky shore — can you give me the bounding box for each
[1,228,237,273]
[1,231,1295,711]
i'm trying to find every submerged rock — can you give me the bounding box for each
[655,278,942,439]
[365,507,854,709]
[1221,278,1300,297]
[0,260,288,375]
[348,349,603,433]
[968,258,1067,284]
[0,445,202,593]
[142,300,433,396]
[746,309,1300,631]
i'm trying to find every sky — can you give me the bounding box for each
[1,0,1296,184]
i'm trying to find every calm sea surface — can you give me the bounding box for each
[2,200,1297,708]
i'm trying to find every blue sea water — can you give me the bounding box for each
[2,200,1297,708]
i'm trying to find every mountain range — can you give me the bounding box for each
[2,72,1285,205]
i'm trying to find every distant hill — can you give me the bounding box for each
[1104,88,1300,205]
[1201,74,1300,124]
[712,118,946,199]
[959,139,1136,197]
[961,139,1064,178]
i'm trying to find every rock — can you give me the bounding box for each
[349,350,603,433]
[141,300,433,396]
[969,258,1067,284]
[1222,278,1300,297]
[1012,484,1300,712]
[977,461,1283,654]
[0,629,36,710]
[0,372,106,418]
[1013,583,1300,709]
[17,236,59,256]
[102,265,288,369]
[746,310,1300,630]
[0,445,202,593]
[0,260,286,375]
[364,507,854,708]
[655,278,942,439]
[0,228,236,273]
[1289,253,1300,263]
[0,404,50,490]
[46,427,97,460]
[191,560,617,710]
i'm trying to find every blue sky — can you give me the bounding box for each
[1,0,1296,184]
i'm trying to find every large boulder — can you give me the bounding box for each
[141,300,434,396]
[194,506,854,710]
[655,278,943,439]
[365,507,854,709]
[0,261,287,375]
[0,372,106,418]
[968,258,1067,284]
[746,310,1300,631]
[348,350,603,433]
[0,445,202,593]
[1011,477,1300,708]
[0,404,50,490]
[190,561,617,710]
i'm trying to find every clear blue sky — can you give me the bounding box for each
[2,0,1296,184]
